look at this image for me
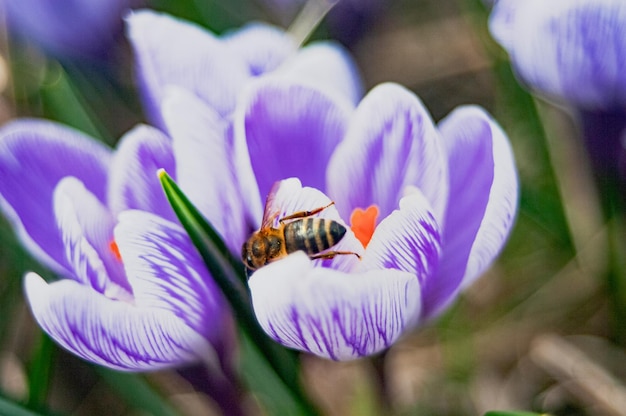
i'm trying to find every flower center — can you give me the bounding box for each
[350,205,379,248]
[109,239,122,262]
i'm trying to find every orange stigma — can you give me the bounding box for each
[109,240,122,262]
[350,205,379,248]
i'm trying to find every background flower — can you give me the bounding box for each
[2,0,132,58]
[489,0,626,180]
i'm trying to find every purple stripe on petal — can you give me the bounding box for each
[422,106,518,319]
[114,211,228,344]
[54,177,131,299]
[235,80,352,201]
[25,273,215,371]
[108,125,177,223]
[0,119,111,276]
[249,252,420,360]
[327,83,448,224]
[360,191,441,291]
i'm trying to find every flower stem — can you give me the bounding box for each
[179,364,246,416]
[288,0,338,47]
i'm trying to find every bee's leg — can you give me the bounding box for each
[279,202,335,223]
[309,251,361,261]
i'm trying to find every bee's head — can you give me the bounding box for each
[241,233,267,272]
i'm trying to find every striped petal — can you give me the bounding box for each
[327,83,448,224]
[249,252,420,360]
[0,119,110,276]
[114,210,228,344]
[422,106,518,319]
[53,177,130,299]
[234,79,353,205]
[108,124,177,222]
[360,191,441,292]
[24,273,215,371]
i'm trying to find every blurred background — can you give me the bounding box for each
[1,0,625,415]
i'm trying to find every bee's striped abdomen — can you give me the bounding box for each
[284,218,346,256]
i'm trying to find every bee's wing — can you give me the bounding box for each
[261,181,281,228]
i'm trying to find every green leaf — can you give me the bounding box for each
[0,397,53,416]
[96,368,181,416]
[158,169,319,416]
[26,332,55,410]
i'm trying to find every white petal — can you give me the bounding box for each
[24,273,215,371]
[249,252,420,360]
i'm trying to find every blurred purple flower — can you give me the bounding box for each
[164,78,518,360]
[489,0,626,179]
[0,121,237,371]
[126,9,362,128]
[2,0,131,58]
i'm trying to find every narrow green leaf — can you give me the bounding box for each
[0,397,53,416]
[26,332,55,410]
[158,169,319,416]
[96,368,181,416]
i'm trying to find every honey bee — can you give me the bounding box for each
[242,189,360,272]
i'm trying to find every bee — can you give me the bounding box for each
[242,189,360,272]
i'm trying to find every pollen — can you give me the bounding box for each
[350,205,379,248]
[109,239,122,262]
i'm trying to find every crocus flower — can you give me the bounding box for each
[162,78,518,360]
[2,0,131,58]
[489,0,626,180]
[126,9,363,129]
[0,120,237,371]
[0,10,365,370]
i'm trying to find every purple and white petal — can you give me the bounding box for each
[422,106,518,319]
[54,177,130,300]
[490,0,626,109]
[24,273,215,371]
[0,119,111,276]
[360,191,441,292]
[162,88,257,251]
[327,83,448,224]
[108,124,177,222]
[249,252,421,360]
[126,10,250,125]
[222,22,296,76]
[234,79,352,203]
[114,210,228,343]
[276,42,364,105]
